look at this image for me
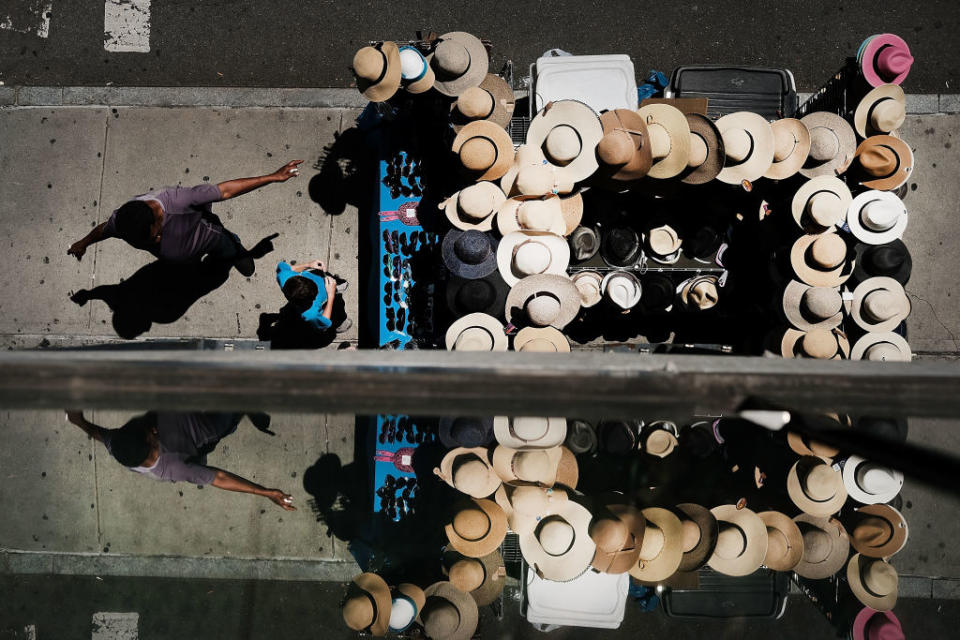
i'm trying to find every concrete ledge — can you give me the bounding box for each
[941,94,960,114]
[16,86,63,106]
[906,94,940,115]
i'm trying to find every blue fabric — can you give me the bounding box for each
[276,262,332,331]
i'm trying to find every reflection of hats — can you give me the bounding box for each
[342,572,392,636]
[596,109,653,181]
[491,445,566,487]
[527,100,604,184]
[494,484,571,534]
[843,455,904,504]
[445,313,507,352]
[494,416,567,449]
[854,84,906,137]
[787,416,847,460]
[681,113,725,184]
[765,118,811,180]
[497,196,566,236]
[848,190,908,245]
[799,112,857,178]
[450,74,515,132]
[847,554,899,612]
[497,232,570,287]
[853,607,904,640]
[790,231,854,287]
[389,583,425,633]
[791,176,852,233]
[452,120,514,182]
[855,135,913,191]
[715,111,775,184]
[781,328,851,359]
[851,277,910,332]
[443,549,505,607]
[859,34,914,87]
[569,226,600,262]
[353,42,402,103]
[571,271,603,308]
[565,420,597,455]
[436,447,502,499]
[442,229,498,279]
[675,503,719,572]
[591,504,646,574]
[439,417,494,449]
[758,511,804,572]
[782,280,844,332]
[630,507,684,583]
[427,31,489,97]
[851,332,912,362]
[639,273,675,312]
[602,271,643,310]
[679,275,719,311]
[685,225,723,262]
[398,46,435,95]
[514,326,570,353]
[504,274,582,329]
[787,456,848,517]
[707,505,769,577]
[444,181,506,231]
[419,581,480,640]
[642,426,678,458]
[445,274,509,318]
[601,227,642,267]
[793,514,850,579]
[597,420,639,455]
[850,504,908,558]
[500,144,576,197]
[520,499,596,582]
[444,499,508,558]
[852,239,912,285]
[646,224,682,264]
[636,103,692,179]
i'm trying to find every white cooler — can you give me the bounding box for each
[524,566,630,630]
[530,54,638,117]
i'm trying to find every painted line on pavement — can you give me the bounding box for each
[104,0,151,53]
[91,612,139,640]
[0,1,52,38]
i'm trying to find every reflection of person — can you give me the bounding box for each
[66,410,295,511]
[276,258,351,333]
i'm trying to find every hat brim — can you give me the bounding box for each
[438,418,495,449]
[450,73,516,132]
[637,104,692,179]
[787,430,841,460]
[758,511,805,572]
[716,111,775,184]
[793,514,850,579]
[851,276,910,333]
[855,135,914,191]
[404,64,435,95]
[357,42,403,103]
[707,505,769,577]
[848,190,908,246]
[420,581,480,640]
[780,328,851,360]
[791,175,852,233]
[847,554,899,611]
[437,447,502,498]
[353,572,393,636]
[496,195,566,236]
[444,499,508,558]
[854,84,906,137]
[852,239,912,286]
[596,109,653,181]
[861,34,912,87]
[765,118,812,180]
[391,582,426,631]
[445,312,508,352]
[850,331,912,362]
[850,504,909,558]
[504,273,582,329]
[500,144,577,197]
[519,500,596,582]
[681,113,725,184]
[514,327,571,353]
[496,232,571,287]
[452,120,515,182]
[789,232,856,287]
[630,507,685,583]
[444,181,506,231]
[591,504,646,574]
[527,100,604,184]
[491,445,564,486]
[853,607,903,640]
[601,271,643,309]
[787,456,849,517]
[782,279,844,332]
[442,230,499,279]
[799,112,857,178]
[675,503,719,572]
[442,549,505,606]
[428,31,490,97]
[494,416,567,448]
[842,455,905,504]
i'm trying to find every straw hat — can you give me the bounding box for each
[491,445,565,487]
[854,84,906,138]
[642,425,678,458]
[765,118,811,180]
[442,549,505,606]
[799,112,857,178]
[494,416,567,449]
[789,231,854,287]
[590,504,647,574]
[849,504,908,558]
[442,229,498,280]
[342,572,392,636]
[572,270,603,308]
[853,607,904,640]
[452,120,514,181]
[600,226,642,267]
[602,271,643,310]
[782,280,844,332]
[707,505,769,577]
[646,224,683,264]
[450,74,515,132]
[444,312,507,352]
[786,414,848,460]
[398,45,435,95]
[439,417,494,449]
[847,555,899,611]
[527,100,604,184]
[630,507,684,583]
[504,274,582,329]
[389,583,426,633]
[848,190,908,245]
[497,232,570,287]
[852,239,912,286]
[636,103,692,179]
[843,455,904,504]
[681,113,725,184]
[758,511,804,572]
[791,176,852,233]
[787,456,848,516]
[514,326,570,353]
[497,195,566,236]
[352,42,402,103]
[419,581,480,640]
[679,275,719,311]
[781,328,851,359]
[851,277,910,332]
[435,447,502,499]
[675,503,719,572]
[445,274,508,318]
[565,419,598,455]
[520,499,596,582]
[569,226,600,262]
[444,499,508,558]
[494,483,570,534]
[854,135,913,191]
[500,144,576,197]
[715,111,775,184]
[859,34,914,87]
[427,31,489,97]
[793,514,850,579]
[851,332,912,362]
[595,109,653,181]
[639,273,675,312]
[443,181,506,231]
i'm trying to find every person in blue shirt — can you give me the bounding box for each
[276,259,351,333]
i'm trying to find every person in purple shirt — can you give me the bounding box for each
[67,160,304,276]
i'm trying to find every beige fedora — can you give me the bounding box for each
[419,581,480,640]
[527,100,604,184]
[646,224,683,264]
[435,447,502,499]
[716,111,775,184]
[571,271,603,308]
[450,73,515,132]
[504,274,582,329]
[855,84,907,138]
[342,572,392,636]
[445,312,507,352]
[782,280,844,332]
[847,554,899,611]
[443,181,506,231]
[849,504,908,558]
[501,144,576,197]
[630,507,685,583]
[851,331,912,362]
[591,504,646,574]
[497,195,566,236]
[675,503,719,572]
[513,326,571,353]
[602,271,643,310]
[353,42,402,103]
[843,455,904,504]
[791,176,853,233]
[848,190,908,245]
[765,118,812,180]
[596,109,653,181]
[443,549,505,607]
[855,135,913,191]
[389,582,426,633]
[444,498,508,558]
[496,232,570,287]
[790,231,855,287]
[679,275,720,311]
[707,505,769,577]
[452,120,514,182]
[851,277,910,332]
[494,416,567,449]
[681,113,725,184]
[636,103,692,179]
[788,455,848,516]
[759,511,805,572]
[799,112,857,178]
[520,499,596,582]
[491,445,564,487]
[793,514,850,579]
[427,31,489,97]
[781,328,851,360]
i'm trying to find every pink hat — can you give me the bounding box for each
[859,34,914,87]
[852,607,904,640]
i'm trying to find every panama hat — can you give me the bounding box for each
[641,424,679,458]
[636,103,692,179]
[497,196,566,236]
[600,226,642,267]
[646,224,683,264]
[765,118,812,180]
[848,191,908,246]
[452,120,514,182]
[513,326,570,353]
[389,583,426,633]
[520,499,596,582]
[786,414,849,460]
[353,42,402,103]
[706,505,769,577]
[793,514,850,579]
[494,484,571,534]
[853,607,904,640]
[859,34,914,87]
[442,549,505,607]
[630,507,684,583]
[500,144,576,197]
[527,100,604,184]
[849,504,908,558]
[602,271,643,310]
[443,181,506,231]
[675,503,719,572]
[681,113,725,184]
[565,420,598,455]
[442,230,499,280]
[788,456,848,516]
[591,504,647,574]
[848,555,899,611]
[439,417,495,449]
[679,275,719,311]
[791,176,852,233]
[446,273,509,318]
[790,231,855,287]
[799,112,857,178]
[398,45,435,94]
[758,511,804,572]
[595,109,653,181]
[571,270,603,308]
[855,84,906,138]
[450,73,515,132]
[342,572,392,636]
[842,455,904,504]
[782,280,844,332]
[639,273,675,312]
[496,232,570,287]
[569,226,600,262]
[715,111,775,184]
[854,135,913,191]
[851,277,910,332]
[851,332,912,362]
[436,447,502,499]
[504,274,582,329]
[852,239,912,285]
[781,328,851,359]
[494,416,567,449]
[444,312,507,352]
[419,581,480,640]
[427,31,489,97]
[444,499,508,558]
[491,445,566,487]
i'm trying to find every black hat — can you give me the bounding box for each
[600,227,642,267]
[597,419,639,454]
[852,239,912,286]
[442,229,498,279]
[564,419,598,455]
[639,273,675,312]
[854,416,908,443]
[445,274,509,318]
[569,226,600,262]
[438,417,495,448]
[684,225,724,262]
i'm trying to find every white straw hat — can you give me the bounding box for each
[526,100,604,184]
[494,416,567,449]
[504,274,582,329]
[716,111,776,184]
[842,455,904,504]
[847,190,908,245]
[850,277,910,333]
[519,499,596,582]
[496,231,570,287]
[791,176,852,233]
[513,326,571,353]
[850,332,912,362]
[443,181,506,231]
[444,313,507,352]
[571,271,603,308]
[601,271,643,310]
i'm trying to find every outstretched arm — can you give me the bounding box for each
[210,469,296,511]
[216,160,304,200]
[65,410,109,443]
[67,222,109,262]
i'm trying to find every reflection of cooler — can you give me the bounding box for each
[523,567,629,630]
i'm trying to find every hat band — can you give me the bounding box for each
[726,130,756,168]
[369,47,389,85]
[860,561,893,598]
[455,512,492,542]
[868,145,902,179]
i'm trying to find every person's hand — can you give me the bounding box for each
[305,259,326,271]
[324,275,337,295]
[272,160,304,182]
[264,489,297,511]
[67,241,86,261]
[65,410,85,426]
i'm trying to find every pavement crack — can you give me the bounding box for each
[907,290,960,351]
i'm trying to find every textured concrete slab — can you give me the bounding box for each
[16,86,62,106]
[59,87,366,108]
[941,95,960,114]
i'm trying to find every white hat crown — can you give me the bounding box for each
[862,200,901,232]
[856,463,900,495]
[514,241,552,276]
[399,47,426,80]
